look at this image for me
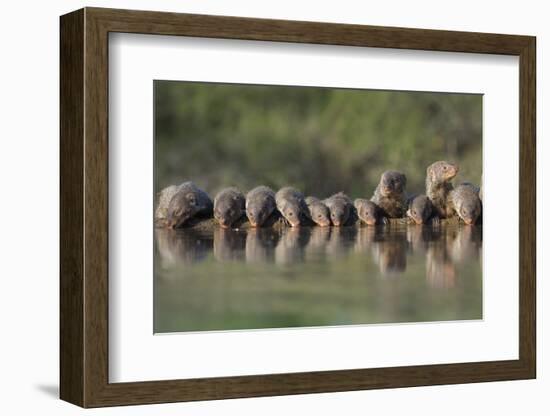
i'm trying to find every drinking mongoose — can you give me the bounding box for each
[164,182,213,229]
[406,194,435,225]
[370,170,408,218]
[323,192,353,226]
[354,198,388,226]
[305,196,331,227]
[275,187,310,227]
[450,183,482,225]
[213,187,246,228]
[245,186,277,227]
[426,161,459,218]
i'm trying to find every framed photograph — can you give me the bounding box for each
[60,7,536,408]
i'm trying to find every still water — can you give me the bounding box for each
[154,224,482,333]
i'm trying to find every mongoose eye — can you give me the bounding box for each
[288,212,293,216]
[413,210,417,215]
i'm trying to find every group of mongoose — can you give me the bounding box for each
[155,161,482,230]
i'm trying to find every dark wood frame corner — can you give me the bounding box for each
[60,7,536,408]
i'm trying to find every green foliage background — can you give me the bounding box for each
[155,81,482,199]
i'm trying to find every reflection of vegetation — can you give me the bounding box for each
[155,81,482,198]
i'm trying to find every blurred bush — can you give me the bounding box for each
[155,81,482,198]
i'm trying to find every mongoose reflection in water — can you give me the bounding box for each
[426,161,459,219]
[213,187,245,228]
[274,227,310,266]
[155,228,211,267]
[164,182,213,229]
[245,228,279,264]
[276,187,310,227]
[450,183,482,225]
[407,194,435,225]
[245,186,276,227]
[370,170,408,218]
[371,235,408,276]
[213,227,246,262]
[323,192,353,226]
[305,196,331,227]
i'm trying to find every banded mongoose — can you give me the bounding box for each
[450,183,482,225]
[406,194,435,225]
[213,187,245,228]
[323,192,353,226]
[426,161,459,218]
[354,198,387,226]
[275,187,310,227]
[305,196,331,227]
[164,182,213,229]
[245,186,277,227]
[371,170,408,218]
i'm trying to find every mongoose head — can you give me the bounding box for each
[427,161,459,184]
[378,171,407,197]
[166,191,201,229]
[279,201,303,227]
[454,191,481,225]
[246,196,275,227]
[407,195,434,225]
[214,190,245,228]
[329,200,351,226]
[354,199,380,226]
[308,201,331,227]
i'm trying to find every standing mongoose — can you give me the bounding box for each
[370,170,408,218]
[323,192,353,226]
[213,187,246,228]
[450,183,482,225]
[245,186,277,227]
[155,185,179,228]
[164,182,213,229]
[406,194,435,225]
[275,187,310,227]
[354,198,387,226]
[426,161,459,218]
[305,196,331,227]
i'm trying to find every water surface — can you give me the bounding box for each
[154,224,482,333]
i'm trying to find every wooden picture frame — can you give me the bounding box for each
[60,7,536,408]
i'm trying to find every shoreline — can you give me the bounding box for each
[156,214,477,232]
